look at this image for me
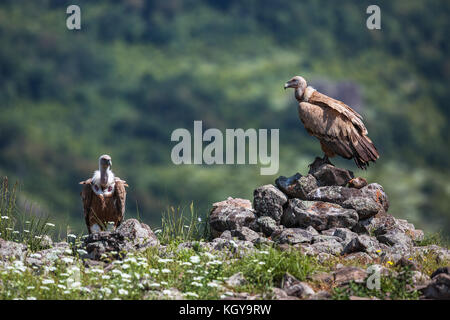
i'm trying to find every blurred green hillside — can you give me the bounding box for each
[0,0,449,235]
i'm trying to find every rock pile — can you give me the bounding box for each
[209,161,447,264]
[81,219,160,260]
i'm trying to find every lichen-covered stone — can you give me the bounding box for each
[342,196,382,220]
[311,164,354,187]
[273,228,314,245]
[253,185,288,222]
[210,197,256,238]
[275,173,318,199]
[282,199,358,231]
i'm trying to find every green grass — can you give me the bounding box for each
[414,231,449,248]
[155,202,211,245]
[0,177,54,251]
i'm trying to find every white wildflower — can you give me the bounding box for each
[191,281,203,287]
[100,287,112,295]
[189,255,200,264]
[184,292,199,298]
[61,257,74,264]
[148,283,160,288]
[42,279,55,285]
[118,289,128,295]
[76,249,88,255]
[207,282,220,288]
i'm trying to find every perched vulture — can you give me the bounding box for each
[80,155,128,233]
[284,76,379,169]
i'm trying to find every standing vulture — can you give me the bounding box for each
[80,155,128,233]
[284,76,379,169]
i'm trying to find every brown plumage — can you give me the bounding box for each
[80,155,128,233]
[284,76,379,169]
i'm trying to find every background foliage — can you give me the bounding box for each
[0,0,449,235]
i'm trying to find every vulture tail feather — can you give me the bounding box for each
[351,134,379,170]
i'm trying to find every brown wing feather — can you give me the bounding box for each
[113,177,127,227]
[299,101,379,169]
[80,178,94,231]
[308,90,368,135]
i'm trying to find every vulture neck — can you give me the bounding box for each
[295,87,305,102]
[99,167,110,188]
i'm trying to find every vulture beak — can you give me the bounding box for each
[284,83,289,90]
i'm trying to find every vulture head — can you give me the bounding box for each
[284,76,307,98]
[99,154,112,170]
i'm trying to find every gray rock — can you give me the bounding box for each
[116,219,159,249]
[312,235,342,244]
[343,252,373,264]
[310,239,343,255]
[431,267,450,278]
[309,290,332,300]
[377,231,413,248]
[341,235,380,255]
[333,266,367,285]
[320,228,337,236]
[421,273,450,300]
[270,287,292,300]
[333,228,358,245]
[342,197,382,220]
[306,226,319,235]
[253,185,288,222]
[254,216,280,237]
[207,238,255,258]
[0,239,26,261]
[225,272,247,287]
[360,183,389,212]
[306,186,362,205]
[306,183,389,214]
[230,227,261,243]
[281,273,315,298]
[274,228,314,245]
[311,164,354,187]
[209,198,256,238]
[282,199,358,231]
[275,173,318,199]
[83,219,159,260]
[219,230,232,240]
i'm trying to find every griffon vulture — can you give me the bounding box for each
[284,76,379,169]
[80,155,128,233]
